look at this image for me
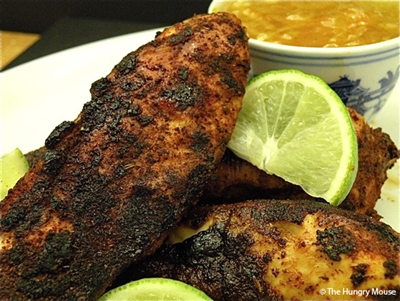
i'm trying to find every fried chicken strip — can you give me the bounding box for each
[201,108,400,217]
[126,199,400,301]
[0,13,250,300]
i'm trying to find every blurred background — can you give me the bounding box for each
[0,0,211,70]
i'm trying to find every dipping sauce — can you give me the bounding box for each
[212,0,400,47]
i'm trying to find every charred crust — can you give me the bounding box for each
[207,54,245,95]
[89,149,103,167]
[227,26,247,45]
[43,150,65,176]
[263,253,272,263]
[221,75,243,93]
[350,263,369,287]
[227,34,237,46]
[82,88,145,134]
[45,121,75,149]
[136,115,154,127]
[268,226,286,248]
[178,66,189,81]
[115,52,138,74]
[131,222,268,301]
[16,275,72,299]
[150,39,161,47]
[39,232,72,273]
[81,93,110,132]
[170,164,213,202]
[6,242,24,264]
[120,82,134,91]
[91,77,112,94]
[120,74,146,92]
[62,172,117,221]
[316,226,356,261]
[162,82,203,110]
[167,26,193,45]
[250,200,311,225]
[127,104,141,116]
[188,164,211,185]
[160,65,204,110]
[364,222,400,249]
[121,186,178,241]
[114,164,127,178]
[383,259,398,279]
[202,21,214,31]
[123,80,143,91]
[1,207,26,232]
[2,182,50,232]
[190,131,211,154]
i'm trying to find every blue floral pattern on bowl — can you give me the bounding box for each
[329,66,399,122]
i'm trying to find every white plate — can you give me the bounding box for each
[1,29,399,231]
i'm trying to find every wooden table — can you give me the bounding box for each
[0,19,163,71]
[1,31,40,70]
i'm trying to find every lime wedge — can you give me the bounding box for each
[98,278,212,301]
[0,148,29,201]
[228,69,358,206]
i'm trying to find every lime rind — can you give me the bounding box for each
[228,69,358,205]
[0,148,30,201]
[98,278,213,301]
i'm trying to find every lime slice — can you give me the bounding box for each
[228,69,358,206]
[1,148,29,201]
[98,278,213,301]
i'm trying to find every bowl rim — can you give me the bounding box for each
[249,37,400,58]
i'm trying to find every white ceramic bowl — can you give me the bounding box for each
[208,2,400,122]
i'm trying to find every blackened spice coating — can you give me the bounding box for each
[127,199,400,301]
[45,121,75,148]
[315,226,356,261]
[350,263,369,287]
[0,12,250,300]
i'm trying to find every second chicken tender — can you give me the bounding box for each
[201,108,400,218]
[125,199,400,301]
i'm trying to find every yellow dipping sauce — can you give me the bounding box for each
[212,0,400,47]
